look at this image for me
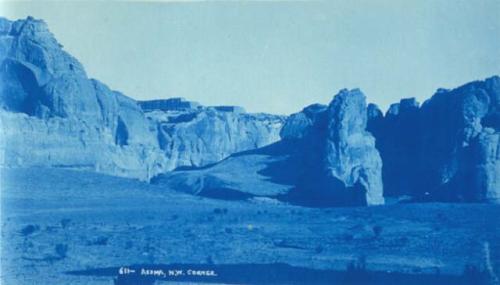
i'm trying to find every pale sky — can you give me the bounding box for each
[1,0,500,114]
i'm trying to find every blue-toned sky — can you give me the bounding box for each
[2,0,500,114]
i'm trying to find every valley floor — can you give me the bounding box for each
[1,167,499,284]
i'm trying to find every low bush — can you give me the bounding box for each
[55,243,68,258]
[20,225,39,236]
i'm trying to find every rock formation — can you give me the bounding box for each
[0,17,284,180]
[143,101,284,170]
[287,89,384,206]
[1,16,498,205]
[367,98,420,197]
[368,76,499,203]
[157,89,385,206]
[323,89,384,205]
[0,16,165,180]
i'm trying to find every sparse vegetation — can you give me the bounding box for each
[4,168,500,284]
[20,225,39,237]
[347,255,367,272]
[55,243,68,258]
[342,233,354,242]
[213,208,229,215]
[206,256,214,264]
[86,236,109,246]
[315,245,324,254]
[372,225,383,238]
[60,219,71,229]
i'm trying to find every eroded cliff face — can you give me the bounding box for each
[368,76,500,203]
[0,17,284,180]
[158,89,384,206]
[367,99,420,198]
[284,89,384,206]
[1,16,498,205]
[324,90,384,205]
[145,104,284,170]
[0,17,166,180]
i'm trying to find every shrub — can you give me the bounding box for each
[206,256,214,264]
[315,245,324,254]
[87,236,109,246]
[347,255,367,272]
[94,236,109,245]
[60,219,71,229]
[20,225,39,236]
[372,225,383,238]
[342,233,354,242]
[55,243,68,258]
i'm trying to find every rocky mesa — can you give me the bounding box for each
[0,16,284,180]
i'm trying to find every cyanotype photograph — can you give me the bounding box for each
[0,0,499,284]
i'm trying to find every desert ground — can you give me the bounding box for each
[1,167,499,284]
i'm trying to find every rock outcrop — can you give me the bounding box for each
[1,16,498,206]
[146,105,284,170]
[280,103,327,140]
[156,89,384,206]
[368,76,500,203]
[287,89,384,206]
[323,89,384,205]
[367,98,420,197]
[0,17,284,180]
[0,16,166,180]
